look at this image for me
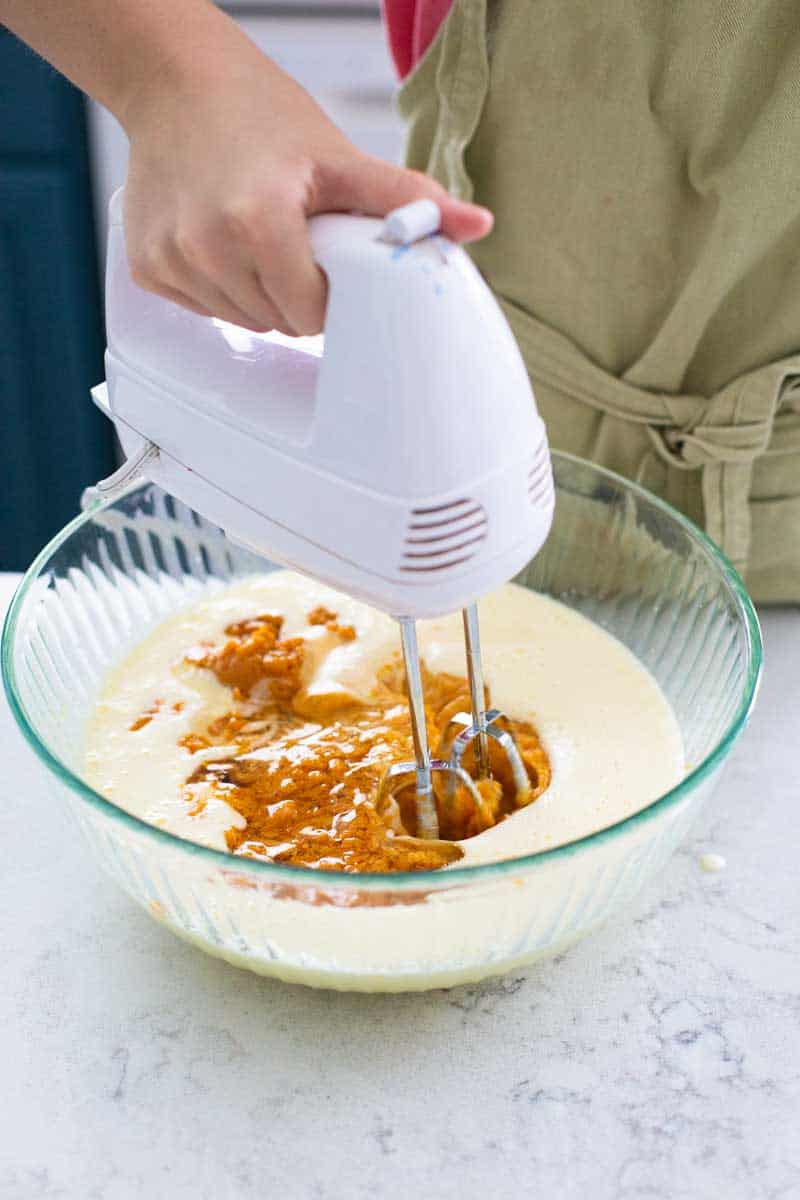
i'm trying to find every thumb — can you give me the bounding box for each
[320,154,493,244]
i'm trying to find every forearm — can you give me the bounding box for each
[1,0,491,334]
[0,0,254,128]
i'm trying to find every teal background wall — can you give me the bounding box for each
[0,27,114,570]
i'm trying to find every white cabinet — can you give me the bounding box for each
[88,8,403,260]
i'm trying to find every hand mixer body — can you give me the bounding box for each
[94,191,555,839]
[97,191,554,619]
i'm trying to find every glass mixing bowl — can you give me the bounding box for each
[2,453,761,992]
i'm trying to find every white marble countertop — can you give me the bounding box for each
[1,571,798,1200]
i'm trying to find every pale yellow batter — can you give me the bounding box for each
[84,571,685,869]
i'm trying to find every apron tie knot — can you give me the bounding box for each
[650,417,775,470]
[497,291,795,574]
[641,384,782,571]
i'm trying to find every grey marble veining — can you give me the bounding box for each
[1,572,798,1200]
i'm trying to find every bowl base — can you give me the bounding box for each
[153,907,598,993]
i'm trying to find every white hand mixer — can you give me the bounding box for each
[88,190,555,839]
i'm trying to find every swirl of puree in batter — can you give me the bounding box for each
[84,572,685,871]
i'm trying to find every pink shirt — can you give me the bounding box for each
[382,0,453,78]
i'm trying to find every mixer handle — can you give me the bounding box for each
[103,186,543,506]
[107,187,443,324]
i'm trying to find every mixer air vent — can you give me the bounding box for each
[400,498,488,573]
[527,442,554,509]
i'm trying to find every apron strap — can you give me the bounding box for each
[500,294,793,572]
[420,0,491,202]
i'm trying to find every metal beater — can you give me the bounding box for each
[379,604,532,839]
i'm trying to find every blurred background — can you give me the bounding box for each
[0,0,402,570]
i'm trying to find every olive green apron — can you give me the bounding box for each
[399,0,800,602]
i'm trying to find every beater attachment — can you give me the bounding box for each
[382,606,532,840]
[377,619,485,839]
[445,604,531,803]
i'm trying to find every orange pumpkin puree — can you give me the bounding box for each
[141,609,551,873]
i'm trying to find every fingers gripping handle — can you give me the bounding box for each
[109,186,444,330]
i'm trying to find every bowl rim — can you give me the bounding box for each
[2,451,762,892]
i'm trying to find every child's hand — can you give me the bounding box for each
[122,38,493,334]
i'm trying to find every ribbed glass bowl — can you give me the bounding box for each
[3,453,761,992]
